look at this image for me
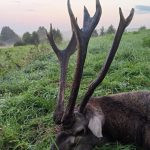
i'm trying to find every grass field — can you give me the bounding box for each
[0,29,150,150]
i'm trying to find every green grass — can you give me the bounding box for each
[0,29,150,150]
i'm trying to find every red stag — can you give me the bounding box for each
[47,0,150,149]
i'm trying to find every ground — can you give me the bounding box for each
[0,29,150,150]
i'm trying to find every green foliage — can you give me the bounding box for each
[0,45,51,76]
[22,32,32,45]
[51,28,63,43]
[132,31,139,34]
[31,32,40,46]
[100,26,105,36]
[106,25,116,34]
[14,41,25,47]
[143,36,150,48]
[22,32,39,46]
[95,142,136,150]
[0,30,150,149]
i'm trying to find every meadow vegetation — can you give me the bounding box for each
[0,29,150,150]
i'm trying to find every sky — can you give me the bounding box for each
[0,0,150,37]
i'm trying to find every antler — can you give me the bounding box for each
[62,0,102,126]
[79,8,135,113]
[47,24,77,124]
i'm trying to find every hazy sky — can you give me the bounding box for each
[0,0,150,35]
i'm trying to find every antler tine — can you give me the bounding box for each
[62,0,101,127]
[83,0,101,35]
[47,23,77,124]
[79,8,135,113]
[67,0,81,40]
[47,24,61,59]
[119,8,134,27]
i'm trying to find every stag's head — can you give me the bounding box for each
[51,104,105,150]
[47,0,134,149]
[51,111,104,150]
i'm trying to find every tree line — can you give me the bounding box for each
[14,27,63,47]
[92,25,116,37]
[0,25,147,47]
[0,26,63,47]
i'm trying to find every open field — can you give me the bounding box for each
[0,29,150,150]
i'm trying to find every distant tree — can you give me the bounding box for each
[37,26,48,43]
[22,31,39,46]
[139,26,146,31]
[0,26,20,44]
[22,32,32,44]
[100,26,105,36]
[0,41,5,47]
[106,25,116,34]
[52,28,63,43]
[14,41,25,47]
[92,29,98,37]
[31,31,39,46]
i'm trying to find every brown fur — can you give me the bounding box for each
[87,91,150,149]
[51,91,150,150]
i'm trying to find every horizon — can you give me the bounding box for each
[0,0,150,37]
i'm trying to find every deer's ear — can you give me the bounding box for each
[88,113,104,138]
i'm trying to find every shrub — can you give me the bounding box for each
[31,31,39,46]
[22,32,32,44]
[138,26,146,31]
[50,28,63,43]
[22,32,40,46]
[14,41,25,47]
[106,25,116,34]
[100,26,105,36]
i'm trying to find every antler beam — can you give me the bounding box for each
[47,24,77,124]
[79,8,134,113]
[62,0,102,126]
